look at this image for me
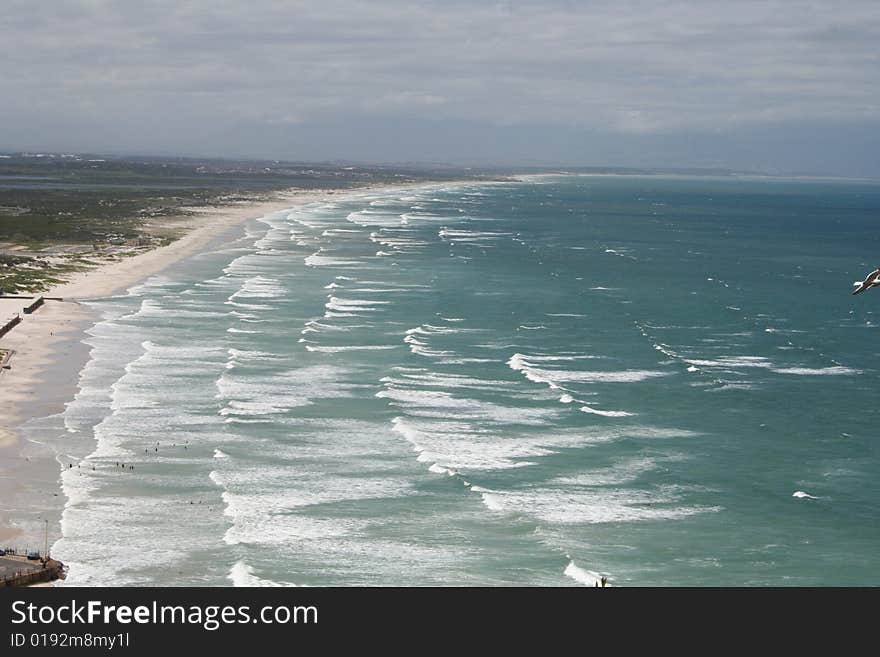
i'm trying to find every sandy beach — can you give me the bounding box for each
[0,183,421,544]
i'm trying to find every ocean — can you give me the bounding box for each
[24,174,880,586]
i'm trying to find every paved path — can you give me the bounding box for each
[0,555,42,581]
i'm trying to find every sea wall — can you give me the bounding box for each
[0,314,21,338]
[22,296,45,314]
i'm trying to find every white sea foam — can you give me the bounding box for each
[358,280,429,288]
[223,300,273,311]
[708,383,756,392]
[379,388,558,424]
[136,299,225,320]
[772,366,860,376]
[464,484,719,524]
[428,463,457,476]
[219,473,411,548]
[603,247,636,259]
[652,343,678,358]
[345,210,406,227]
[369,230,431,251]
[219,400,286,417]
[683,356,773,369]
[382,371,512,390]
[508,354,668,387]
[406,324,459,336]
[580,405,635,418]
[305,345,397,352]
[792,491,818,499]
[326,296,389,312]
[438,228,511,243]
[229,276,285,300]
[399,212,439,224]
[403,333,455,359]
[390,417,577,471]
[227,348,278,362]
[553,456,666,487]
[125,275,176,296]
[305,252,361,267]
[229,560,289,587]
[474,487,505,511]
[564,561,609,587]
[510,353,602,362]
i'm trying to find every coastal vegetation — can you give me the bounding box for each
[0,153,494,292]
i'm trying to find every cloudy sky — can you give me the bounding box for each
[2,1,879,175]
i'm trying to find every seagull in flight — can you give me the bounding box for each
[852,267,880,295]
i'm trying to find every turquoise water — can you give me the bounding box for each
[37,175,880,586]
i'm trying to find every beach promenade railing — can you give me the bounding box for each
[1,546,39,557]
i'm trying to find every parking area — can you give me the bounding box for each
[0,555,42,582]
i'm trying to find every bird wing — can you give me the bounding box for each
[851,268,880,294]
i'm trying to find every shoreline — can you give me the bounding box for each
[0,180,460,545]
